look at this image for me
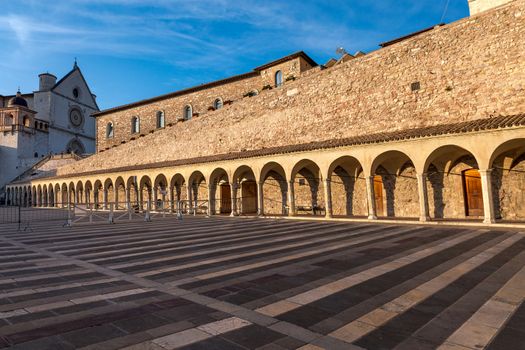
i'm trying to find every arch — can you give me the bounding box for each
[125,176,139,210]
[114,177,126,209]
[48,183,55,207]
[75,181,84,205]
[154,174,169,210]
[93,180,103,209]
[104,178,114,209]
[5,114,14,125]
[424,145,481,219]
[327,156,367,217]
[67,139,85,155]
[371,150,418,218]
[68,182,76,206]
[291,159,325,216]
[170,174,187,211]
[37,185,43,207]
[84,181,93,206]
[275,70,283,87]
[188,170,208,213]
[139,175,153,210]
[106,122,114,139]
[487,138,525,221]
[42,185,48,207]
[209,168,230,215]
[233,165,258,215]
[260,162,288,215]
[54,184,61,207]
[184,105,193,121]
[61,183,68,207]
[23,115,31,127]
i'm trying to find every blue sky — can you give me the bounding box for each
[0,0,469,110]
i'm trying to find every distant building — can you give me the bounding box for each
[0,63,99,199]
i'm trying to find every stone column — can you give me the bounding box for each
[480,169,496,224]
[365,176,378,220]
[257,181,264,216]
[153,187,159,211]
[207,184,213,216]
[287,180,296,216]
[103,189,108,210]
[230,183,238,216]
[125,188,131,210]
[169,187,175,212]
[324,179,333,218]
[416,173,430,222]
[187,185,193,213]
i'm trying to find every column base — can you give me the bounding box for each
[419,216,431,222]
[325,214,332,219]
[368,215,378,220]
[483,217,496,224]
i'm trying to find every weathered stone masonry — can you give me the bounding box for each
[7,0,525,225]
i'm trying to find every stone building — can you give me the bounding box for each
[0,63,99,202]
[7,0,525,226]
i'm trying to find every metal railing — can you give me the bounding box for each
[69,199,210,226]
[0,205,70,230]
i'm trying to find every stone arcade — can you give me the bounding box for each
[6,0,525,226]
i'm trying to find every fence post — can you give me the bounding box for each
[109,203,114,224]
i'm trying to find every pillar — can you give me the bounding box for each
[208,184,213,216]
[230,183,238,216]
[287,180,296,216]
[324,179,333,218]
[365,176,378,220]
[187,184,193,213]
[153,187,159,211]
[169,186,175,212]
[103,189,108,210]
[480,169,496,224]
[257,181,264,216]
[416,173,430,222]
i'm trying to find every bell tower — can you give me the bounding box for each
[468,0,514,15]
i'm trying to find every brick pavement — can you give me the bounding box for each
[0,217,523,349]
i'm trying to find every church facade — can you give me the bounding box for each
[0,64,99,201]
[6,0,525,226]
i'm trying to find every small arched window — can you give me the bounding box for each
[213,98,223,110]
[156,111,165,128]
[106,122,114,139]
[184,105,192,121]
[131,116,140,134]
[23,116,30,127]
[275,70,283,87]
[5,114,14,125]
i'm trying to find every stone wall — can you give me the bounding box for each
[468,0,514,15]
[59,0,525,179]
[492,156,525,220]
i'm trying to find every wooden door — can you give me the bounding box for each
[374,175,384,216]
[220,184,231,214]
[463,169,484,217]
[241,181,258,214]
